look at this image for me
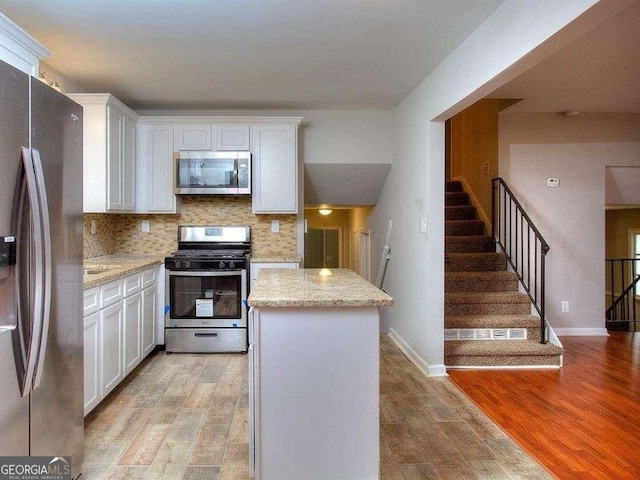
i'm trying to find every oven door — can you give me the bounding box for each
[166,270,247,328]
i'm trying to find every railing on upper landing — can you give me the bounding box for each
[606,258,640,332]
[491,178,550,344]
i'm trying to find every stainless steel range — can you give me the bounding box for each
[165,225,250,353]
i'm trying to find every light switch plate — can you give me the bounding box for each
[546,178,560,188]
[271,220,279,233]
[90,220,97,235]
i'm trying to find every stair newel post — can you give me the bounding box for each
[491,178,498,251]
[540,244,549,344]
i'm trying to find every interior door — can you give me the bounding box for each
[0,58,30,457]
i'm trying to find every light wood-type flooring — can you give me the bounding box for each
[449,333,640,480]
[83,336,549,479]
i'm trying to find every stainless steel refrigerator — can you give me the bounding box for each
[0,58,84,476]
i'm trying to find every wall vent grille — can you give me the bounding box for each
[444,328,528,341]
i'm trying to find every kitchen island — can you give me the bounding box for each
[247,268,393,480]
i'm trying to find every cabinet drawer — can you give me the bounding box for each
[83,287,100,317]
[141,267,157,289]
[124,272,142,296]
[100,279,124,308]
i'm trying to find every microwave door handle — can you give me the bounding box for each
[31,149,52,390]
[18,147,45,397]
[233,158,239,190]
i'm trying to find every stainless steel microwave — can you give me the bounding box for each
[174,151,251,195]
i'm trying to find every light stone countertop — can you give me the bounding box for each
[248,268,394,308]
[250,255,302,264]
[83,255,164,289]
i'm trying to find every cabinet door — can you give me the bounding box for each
[107,106,123,211]
[122,116,136,211]
[124,293,142,375]
[101,301,124,397]
[142,286,157,357]
[147,125,178,212]
[252,124,298,213]
[83,311,100,416]
[175,124,212,150]
[214,124,250,151]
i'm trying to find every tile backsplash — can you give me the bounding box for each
[83,197,297,259]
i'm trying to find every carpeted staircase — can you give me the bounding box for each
[445,180,563,368]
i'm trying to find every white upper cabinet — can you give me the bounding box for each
[175,124,212,150]
[136,123,180,213]
[0,13,49,77]
[68,94,138,213]
[214,124,250,151]
[252,124,298,214]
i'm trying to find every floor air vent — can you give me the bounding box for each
[444,328,528,340]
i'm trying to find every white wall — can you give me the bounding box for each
[499,113,640,334]
[369,0,616,375]
[606,166,640,205]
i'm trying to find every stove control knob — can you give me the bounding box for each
[229,261,236,269]
[219,261,226,269]
[185,260,191,268]
[175,260,182,268]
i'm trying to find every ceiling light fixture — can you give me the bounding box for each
[319,209,332,215]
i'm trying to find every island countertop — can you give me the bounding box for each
[248,268,394,308]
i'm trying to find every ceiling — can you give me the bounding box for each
[305,163,391,205]
[489,1,640,114]
[0,0,504,110]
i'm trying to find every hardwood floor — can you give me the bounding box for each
[83,336,549,479]
[449,333,640,480]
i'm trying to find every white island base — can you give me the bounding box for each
[249,306,381,480]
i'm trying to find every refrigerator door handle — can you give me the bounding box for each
[17,147,45,397]
[31,149,52,390]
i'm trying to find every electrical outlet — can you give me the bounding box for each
[141,220,150,233]
[90,220,97,235]
[420,216,427,233]
[271,220,279,233]
[561,301,569,313]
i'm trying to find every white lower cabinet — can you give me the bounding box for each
[142,285,157,357]
[124,292,142,375]
[83,266,159,416]
[101,301,124,397]
[83,311,100,415]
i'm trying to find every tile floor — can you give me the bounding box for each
[83,336,550,479]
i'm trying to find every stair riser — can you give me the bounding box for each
[446,222,485,236]
[445,303,531,315]
[446,206,477,220]
[446,256,507,272]
[445,278,518,292]
[445,237,492,253]
[446,355,561,367]
[444,327,542,342]
[446,181,463,193]
[445,192,470,206]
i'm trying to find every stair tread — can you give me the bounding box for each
[445,339,563,356]
[446,291,531,303]
[445,271,516,280]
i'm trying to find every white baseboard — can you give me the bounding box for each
[387,328,448,377]
[553,327,609,336]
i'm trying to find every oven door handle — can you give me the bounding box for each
[167,270,244,277]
